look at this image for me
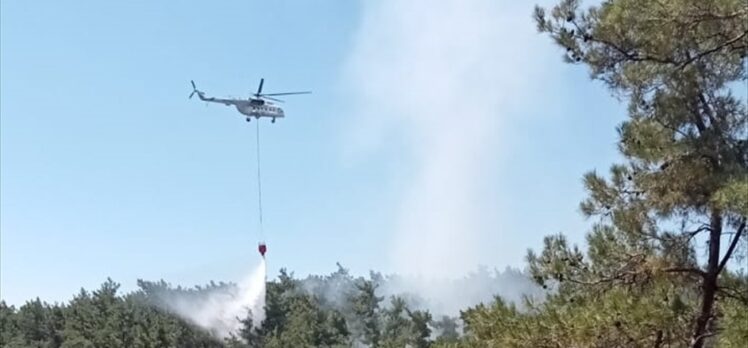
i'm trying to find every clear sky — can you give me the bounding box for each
[1,0,625,306]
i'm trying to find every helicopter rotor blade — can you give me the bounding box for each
[259,91,311,96]
[256,78,264,96]
[261,96,285,103]
[191,80,196,89]
[189,91,196,99]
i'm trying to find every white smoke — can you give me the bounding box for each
[342,1,556,278]
[300,264,542,321]
[159,259,266,339]
[377,267,543,316]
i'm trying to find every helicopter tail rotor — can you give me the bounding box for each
[189,80,199,99]
[190,80,202,99]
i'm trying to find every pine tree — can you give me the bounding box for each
[532,0,746,345]
[380,297,411,348]
[460,0,746,346]
[407,309,432,348]
[16,298,51,346]
[432,316,459,345]
[0,301,20,346]
[350,279,383,347]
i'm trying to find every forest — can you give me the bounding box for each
[0,265,539,347]
[2,0,747,347]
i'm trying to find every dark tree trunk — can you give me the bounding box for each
[691,210,722,348]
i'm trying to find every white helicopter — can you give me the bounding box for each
[189,78,310,123]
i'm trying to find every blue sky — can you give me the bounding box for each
[1,0,625,306]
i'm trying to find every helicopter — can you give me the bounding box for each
[189,78,310,123]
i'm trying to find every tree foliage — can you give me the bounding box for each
[458,0,747,347]
[0,265,482,347]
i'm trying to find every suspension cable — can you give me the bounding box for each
[255,120,264,240]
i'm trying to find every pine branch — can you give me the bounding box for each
[653,330,664,348]
[663,267,707,278]
[691,330,718,348]
[697,92,718,132]
[716,219,746,275]
[717,285,748,305]
[568,19,676,65]
[685,225,712,242]
[566,18,747,70]
[678,30,748,70]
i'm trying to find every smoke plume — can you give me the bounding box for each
[343,1,554,277]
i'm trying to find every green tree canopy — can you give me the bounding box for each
[459,0,747,347]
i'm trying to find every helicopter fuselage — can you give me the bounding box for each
[190,78,307,123]
[237,99,285,120]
